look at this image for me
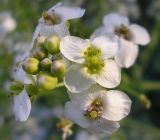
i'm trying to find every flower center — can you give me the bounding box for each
[84,98,103,120]
[115,24,132,40]
[83,46,104,75]
[42,11,61,25]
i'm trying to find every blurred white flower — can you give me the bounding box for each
[0,12,16,41]
[91,13,150,68]
[60,35,121,93]
[65,85,131,136]
[0,12,16,33]
[32,2,85,43]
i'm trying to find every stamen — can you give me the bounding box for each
[83,46,104,74]
[115,24,133,40]
[84,98,103,120]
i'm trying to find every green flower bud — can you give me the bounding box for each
[40,58,52,71]
[33,36,46,48]
[51,60,66,78]
[32,47,48,60]
[44,35,60,54]
[10,80,24,95]
[25,84,39,97]
[22,57,39,75]
[37,72,58,90]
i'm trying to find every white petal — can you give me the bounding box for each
[64,101,91,128]
[115,39,139,68]
[102,90,132,121]
[87,119,120,136]
[68,84,103,109]
[37,22,70,38]
[129,24,150,45]
[103,13,129,28]
[13,65,26,83]
[64,65,93,93]
[13,90,31,121]
[60,36,89,63]
[94,60,121,88]
[91,35,119,59]
[55,6,85,21]
[48,2,62,12]
[90,26,108,40]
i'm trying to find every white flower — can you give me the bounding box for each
[12,65,34,121]
[91,13,150,68]
[65,85,131,136]
[60,35,121,93]
[32,2,85,42]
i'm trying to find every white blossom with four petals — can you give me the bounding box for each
[60,35,121,93]
[91,13,150,68]
[65,85,131,136]
[31,2,85,48]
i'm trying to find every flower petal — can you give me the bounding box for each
[129,24,150,45]
[103,13,129,28]
[90,26,108,40]
[55,6,85,21]
[13,90,31,121]
[37,22,70,38]
[94,60,121,88]
[64,65,93,93]
[102,90,132,121]
[60,36,89,63]
[64,101,91,128]
[68,84,103,109]
[115,39,139,68]
[87,119,120,136]
[13,65,26,83]
[91,35,119,59]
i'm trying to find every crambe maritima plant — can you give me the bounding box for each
[9,2,151,140]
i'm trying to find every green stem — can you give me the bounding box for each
[55,82,65,89]
[141,81,160,91]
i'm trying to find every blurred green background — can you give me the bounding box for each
[0,0,160,140]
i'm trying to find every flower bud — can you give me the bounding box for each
[44,35,60,54]
[37,72,58,90]
[34,36,46,48]
[32,47,48,60]
[51,60,66,78]
[40,58,52,71]
[22,57,39,75]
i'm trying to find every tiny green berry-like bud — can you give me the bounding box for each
[22,57,39,74]
[51,60,66,78]
[34,36,46,48]
[37,72,58,90]
[44,35,60,54]
[40,58,52,71]
[32,47,48,60]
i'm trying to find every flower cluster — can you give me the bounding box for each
[9,2,150,137]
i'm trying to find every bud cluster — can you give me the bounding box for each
[22,35,67,91]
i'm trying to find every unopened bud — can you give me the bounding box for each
[44,35,60,54]
[40,58,52,71]
[51,60,66,78]
[32,47,48,60]
[139,95,151,109]
[22,57,39,75]
[34,36,46,48]
[37,72,58,90]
